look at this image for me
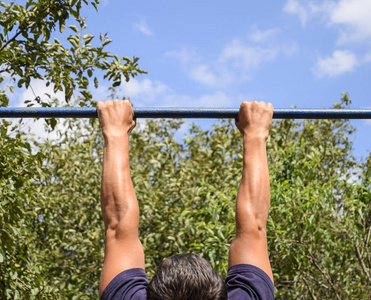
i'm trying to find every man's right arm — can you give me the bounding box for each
[228,101,274,283]
[97,100,145,298]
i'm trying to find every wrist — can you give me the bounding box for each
[103,132,129,144]
[242,133,268,142]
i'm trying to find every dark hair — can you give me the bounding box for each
[147,253,228,300]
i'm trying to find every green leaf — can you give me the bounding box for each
[69,25,79,33]
[83,34,94,44]
[59,21,65,33]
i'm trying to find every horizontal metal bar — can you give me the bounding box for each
[0,107,371,119]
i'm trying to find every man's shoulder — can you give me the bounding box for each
[226,264,275,300]
[100,268,148,300]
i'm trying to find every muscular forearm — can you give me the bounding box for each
[101,133,139,236]
[236,135,270,234]
[98,100,144,297]
[229,101,273,281]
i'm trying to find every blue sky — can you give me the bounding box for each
[13,0,371,160]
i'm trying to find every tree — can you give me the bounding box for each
[2,93,367,298]
[0,2,369,299]
[0,120,52,298]
[0,0,146,109]
[267,95,371,299]
[0,1,146,298]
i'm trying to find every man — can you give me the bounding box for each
[97,100,275,299]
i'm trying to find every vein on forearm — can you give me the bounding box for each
[101,135,139,235]
[236,136,270,234]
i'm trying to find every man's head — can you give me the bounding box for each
[147,253,228,300]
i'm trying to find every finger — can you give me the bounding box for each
[97,101,107,118]
[236,102,244,123]
[267,102,274,117]
[104,100,113,110]
[128,119,136,134]
[97,101,103,113]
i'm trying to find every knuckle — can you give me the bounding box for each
[124,100,131,107]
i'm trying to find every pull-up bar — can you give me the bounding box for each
[0,107,370,119]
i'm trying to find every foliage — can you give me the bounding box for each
[0,121,56,298]
[0,0,147,109]
[267,95,371,299]
[2,93,370,298]
[0,3,369,298]
[0,0,145,298]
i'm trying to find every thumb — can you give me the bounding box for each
[128,119,136,134]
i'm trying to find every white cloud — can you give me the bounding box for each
[221,39,279,70]
[248,27,281,43]
[283,0,311,26]
[166,47,202,67]
[189,64,229,87]
[171,91,234,107]
[133,19,153,36]
[329,0,371,43]
[283,0,333,27]
[168,34,297,88]
[283,1,371,76]
[120,78,171,104]
[108,77,250,108]
[312,50,357,77]
[284,0,371,43]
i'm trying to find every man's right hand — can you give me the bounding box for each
[235,101,273,140]
[97,100,136,139]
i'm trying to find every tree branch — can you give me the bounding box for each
[302,277,316,300]
[0,68,12,74]
[354,242,371,283]
[303,271,329,289]
[365,225,371,250]
[0,3,52,53]
[364,225,371,268]
[0,29,23,53]
[300,245,341,300]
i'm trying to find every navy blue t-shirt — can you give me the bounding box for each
[100,264,274,299]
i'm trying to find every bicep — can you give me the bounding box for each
[99,231,145,297]
[228,229,273,284]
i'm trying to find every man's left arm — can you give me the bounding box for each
[97,100,144,297]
